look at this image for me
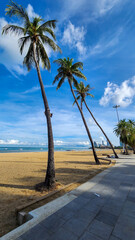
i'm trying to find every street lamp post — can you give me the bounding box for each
[113,105,120,123]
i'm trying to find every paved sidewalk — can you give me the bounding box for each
[17,155,135,240]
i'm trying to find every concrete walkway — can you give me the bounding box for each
[12,155,135,239]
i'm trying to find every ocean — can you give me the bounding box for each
[0,145,91,153]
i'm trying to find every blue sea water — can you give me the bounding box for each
[0,145,91,153]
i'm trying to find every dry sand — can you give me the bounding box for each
[0,150,119,236]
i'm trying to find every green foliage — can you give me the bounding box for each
[2,1,61,71]
[114,119,135,150]
[53,57,86,90]
[73,81,94,106]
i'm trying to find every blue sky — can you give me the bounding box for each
[0,0,135,147]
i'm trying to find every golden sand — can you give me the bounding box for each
[0,150,119,236]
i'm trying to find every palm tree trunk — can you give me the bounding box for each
[68,80,100,165]
[33,43,55,189]
[125,144,128,155]
[84,99,119,159]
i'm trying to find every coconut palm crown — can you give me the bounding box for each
[2,1,61,71]
[73,81,94,109]
[53,57,86,89]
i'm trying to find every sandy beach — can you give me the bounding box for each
[0,149,119,236]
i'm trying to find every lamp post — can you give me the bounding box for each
[113,105,123,149]
[113,105,120,123]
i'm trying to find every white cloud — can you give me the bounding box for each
[62,21,87,56]
[0,139,20,145]
[0,5,52,76]
[26,4,39,19]
[89,28,122,57]
[59,0,123,22]
[78,141,90,145]
[54,140,64,145]
[0,17,27,75]
[100,76,135,107]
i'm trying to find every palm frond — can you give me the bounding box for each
[37,41,50,70]
[52,72,64,85]
[39,20,57,30]
[6,1,30,23]
[56,77,65,90]
[86,93,94,98]
[71,62,83,70]
[39,28,56,40]
[40,35,61,53]
[72,70,87,80]
[18,36,30,54]
[53,59,64,65]
[2,24,24,35]
[23,43,34,71]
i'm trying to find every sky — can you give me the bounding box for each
[0,0,135,147]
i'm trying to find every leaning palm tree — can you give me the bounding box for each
[2,1,61,189]
[53,57,100,164]
[114,119,130,155]
[73,82,118,158]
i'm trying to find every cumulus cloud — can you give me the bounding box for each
[54,140,64,145]
[100,76,135,107]
[62,21,87,56]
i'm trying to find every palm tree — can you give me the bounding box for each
[53,57,100,164]
[127,120,135,154]
[114,119,130,155]
[73,82,118,158]
[2,1,61,189]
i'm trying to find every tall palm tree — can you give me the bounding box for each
[2,1,61,189]
[73,82,118,158]
[114,119,130,155]
[53,57,100,164]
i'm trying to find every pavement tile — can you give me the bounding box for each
[79,231,102,240]
[19,223,52,240]
[127,196,135,203]
[113,214,135,240]
[48,227,78,240]
[102,200,124,216]
[62,218,88,237]
[87,219,113,240]
[40,214,65,233]
[55,205,75,221]
[120,200,135,218]
[96,210,118,226]
[74,207,95,224]
[109,235,121,240]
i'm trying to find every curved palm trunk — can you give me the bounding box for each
[33,43,55,189]
[84,99,119,159]
[68,80,100,165]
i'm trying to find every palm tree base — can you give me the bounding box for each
[35,181,56,192]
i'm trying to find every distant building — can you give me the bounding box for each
[107,140,110,147]
[94,141,99,148]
